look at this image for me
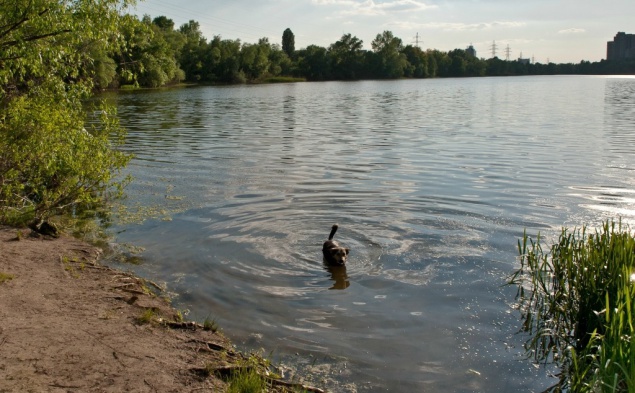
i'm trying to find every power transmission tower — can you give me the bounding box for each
[490,40,498,58]
[504,44,511,61]
[413,32,422,48]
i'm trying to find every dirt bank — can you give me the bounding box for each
[0,227,321,392]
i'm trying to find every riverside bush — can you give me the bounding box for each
[0,88,130,226]
[510,220,634,392]
[0,0,133,227]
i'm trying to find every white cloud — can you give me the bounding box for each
[558,28,586,34]
[393,20,526,31]
[312,0,356,5]
[373,0,436,12]
[313,0,436,17]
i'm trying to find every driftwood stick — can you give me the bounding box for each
[82,264,109,270]
[186,338,231,352]
[112,283,135,289]
[268,378,327,393]
[191,364,327,393]
[163,321,199,330]
[144,279,165,292]
[118,288,146,295]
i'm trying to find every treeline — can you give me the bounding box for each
[101,14,635,88]
[1,0,632,229]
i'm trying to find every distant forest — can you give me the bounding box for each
[103,14,635,88]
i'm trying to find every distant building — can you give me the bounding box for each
[607,32,635,60]
[518,51,530,64]
[466,44,477,58]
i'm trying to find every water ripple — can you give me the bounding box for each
[108,76,635,393]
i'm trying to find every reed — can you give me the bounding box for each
[509,220,634,392]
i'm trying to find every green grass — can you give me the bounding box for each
[226,367,267,393]
[61,256,82,278]
[509,219,634,392]
[262,76,306,83]
[203,315,219,332]
[136,308,157,325]
[0,272,15,284]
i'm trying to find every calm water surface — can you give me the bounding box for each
[107,76,635,392]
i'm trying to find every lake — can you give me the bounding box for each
[105,75,635,392]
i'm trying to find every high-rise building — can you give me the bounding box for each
[607,32,635,60]
[466,44,477,58]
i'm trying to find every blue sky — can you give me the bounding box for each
[132,0,634,63]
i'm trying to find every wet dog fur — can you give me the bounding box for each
[322,224,349,265]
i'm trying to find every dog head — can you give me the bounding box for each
[326,245,349,265]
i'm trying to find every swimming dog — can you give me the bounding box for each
[322,224,349,265]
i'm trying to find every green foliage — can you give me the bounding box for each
[240,40,271,81]
[116,15,185,88]
[0,91,130,225]
[296,45,330,81]
[402,45,430,78]
[152,15,175,31]
[329,33,365,80]
[205,37,243,83]
[509,220,635,392]
[370,31,408,78]
[282,28,295,58]
[0,0,133,226]
[177,20,205,82]
[114,13,635,86]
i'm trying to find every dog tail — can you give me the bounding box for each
[328,224,339,240]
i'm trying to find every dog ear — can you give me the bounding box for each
[345,248,350,255]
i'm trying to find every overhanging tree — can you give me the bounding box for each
[0,0,133,229]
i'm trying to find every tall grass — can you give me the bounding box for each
[226,367,267,393]
[509,220,634,392]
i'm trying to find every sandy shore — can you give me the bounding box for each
[0,227,321,392]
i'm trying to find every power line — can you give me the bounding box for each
[504,44,511,61]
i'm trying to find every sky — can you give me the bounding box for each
[132,0,634,64]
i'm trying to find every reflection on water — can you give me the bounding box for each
[605,78,635,161]
[325,264,350,290]
[106,76,635,392]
